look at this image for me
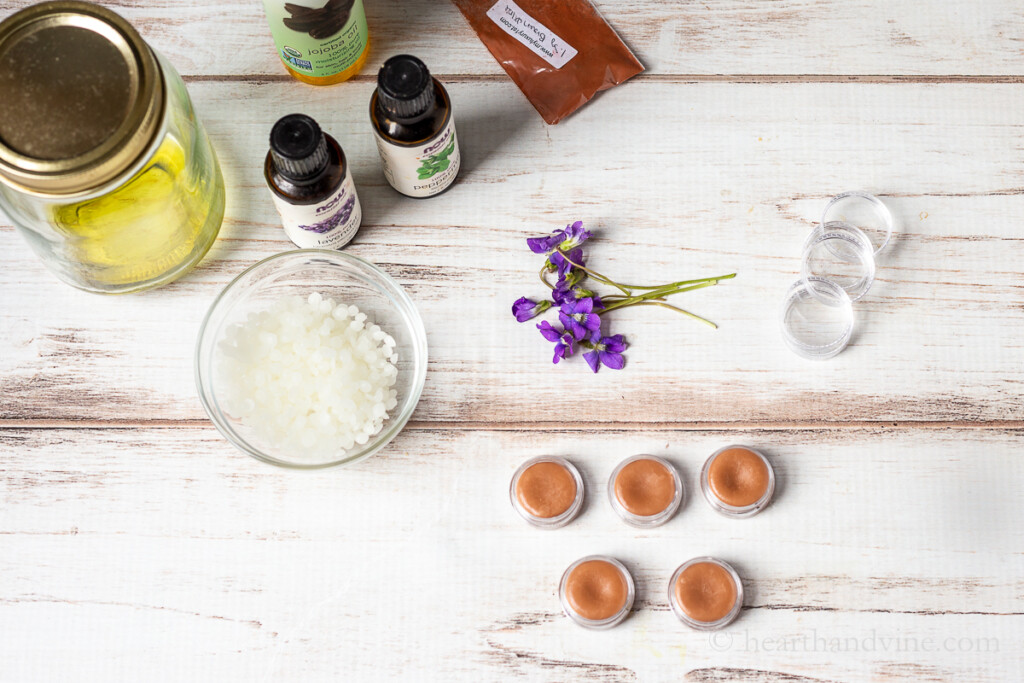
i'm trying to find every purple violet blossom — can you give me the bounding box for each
[512,296,551,323]
[553,280,602,308]
[551,247,583,278]
[559,297,602,340]
[526,220,592,255]
[527,221,592,277]
[583,332,628,373]
[537,321,575,364]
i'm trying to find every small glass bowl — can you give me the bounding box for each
[801,220,875,302]
[700,445,775,518]
[509,456,585,529]
[607,455,683,528]
[780,277,854,360]
[668,557,744,631]
[821,191,894,256]
[195,250,428,469]
[559,555,635,630]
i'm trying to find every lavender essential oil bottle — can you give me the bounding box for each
[265,113,362,249]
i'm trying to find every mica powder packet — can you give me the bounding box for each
[451,0,644,124]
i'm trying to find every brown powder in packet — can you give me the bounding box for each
[451,0,644,124]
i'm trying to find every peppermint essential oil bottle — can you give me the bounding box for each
[265,114,362,249]
[370,55,461,198]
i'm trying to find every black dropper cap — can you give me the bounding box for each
[376,55,435,122]
[269,114,329,182]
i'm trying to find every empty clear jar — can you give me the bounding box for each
[801,221,876,302]
[821,191,894,256]
[780,277,854,360]
[0,2,225,293]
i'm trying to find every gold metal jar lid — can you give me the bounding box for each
[0,1,164,195]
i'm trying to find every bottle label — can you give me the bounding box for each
[373,117,461,198]
[485,0,578,69]
[271,170,362,249]
[262,0,369,79]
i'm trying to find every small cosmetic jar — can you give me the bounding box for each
[510,456,584,529]
[821,190,894,256]
[801,221,875,302]
[669,557,743,631]
[559,555,635,630]
[607,455,683,528]
[780,277,854,360]
[700,445,775,518]
[781,191,895,360]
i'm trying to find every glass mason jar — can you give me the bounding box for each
[0,1,225,294]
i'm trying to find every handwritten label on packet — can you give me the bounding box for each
[486,0,578,69]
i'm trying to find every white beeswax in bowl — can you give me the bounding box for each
[215,292,399,460]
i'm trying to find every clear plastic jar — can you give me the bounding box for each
[0,2,225,293]
[780,277,854,360]
[607,455,683,528]
[559,555,635,630]
[668,557,743,631]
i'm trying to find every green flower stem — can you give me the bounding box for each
[554,249,631,296]
[603,295,666,302]
[615,272,736,291]
[555,248,735,295]
[630,301,718,328]
[598,281,719,314]
[539,265,555,290]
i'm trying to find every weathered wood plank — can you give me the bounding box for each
[2,0,1023,78]
[2,80,1023,425]
[1,427,1021,681]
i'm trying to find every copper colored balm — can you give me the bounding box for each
[608,455,683,527]
[559,556,635,629]
[701,445,775,518]
[669,557,743,630]
[510,457,584,528]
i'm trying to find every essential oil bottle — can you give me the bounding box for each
[261,0,370,85]
[370,55,460,198]
[265,114,362,249]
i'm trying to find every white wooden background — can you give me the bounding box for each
[2,1,1023,681]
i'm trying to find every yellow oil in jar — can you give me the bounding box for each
[52,133,225,291]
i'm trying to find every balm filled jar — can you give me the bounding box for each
[559,555,634,630]
[669,557,743,631]
[700,445,775,518]
[607,455,683,528]
[510,456,584,529]
[0,1,225,293]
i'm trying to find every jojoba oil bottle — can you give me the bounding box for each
[261,0,370,85]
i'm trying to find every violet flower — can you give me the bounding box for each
[559,297,602,340]
[537,321,575,364]
[527,221,592,276]
[526,220,591,254]
[583,332,628,373]
[514,219,733,373]
[551,247,584,278]
[512,296,551,323]
[553,282,602,308]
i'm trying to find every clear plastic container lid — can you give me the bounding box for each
[801,221,875,302]
[821,191,894,256]
[780,277,854,360]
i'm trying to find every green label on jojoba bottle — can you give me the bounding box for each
[262,0,368,78]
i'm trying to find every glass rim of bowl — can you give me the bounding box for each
[194,249,428,470]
